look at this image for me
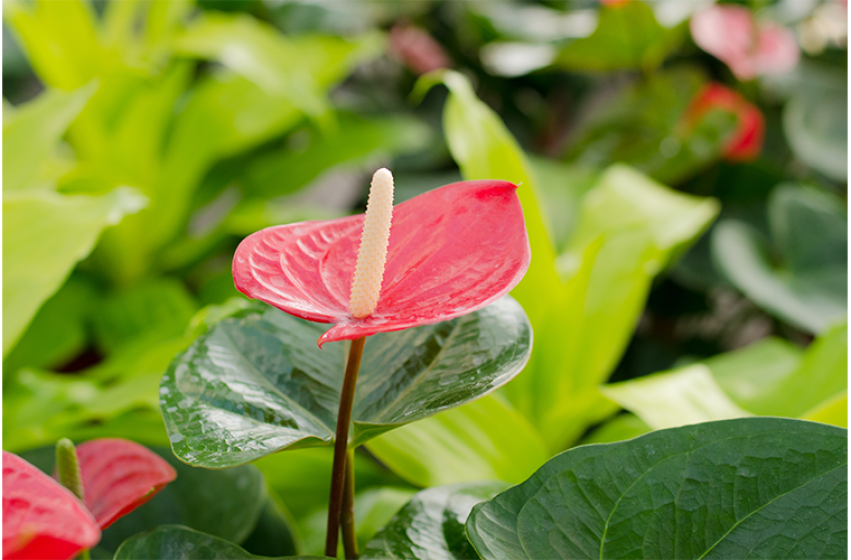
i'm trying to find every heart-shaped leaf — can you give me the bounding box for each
[160,296,531,468]
[113,525,325,560]
[361,482,509,560]
[3,451,100,560]
[70,439,177,529]
[467,418,847,560]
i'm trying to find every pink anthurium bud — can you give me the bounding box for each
[67,439,177,529]
[690,4,800,80]
[233,176,531,347]
[682,83,765,162]
[3,451,101,560]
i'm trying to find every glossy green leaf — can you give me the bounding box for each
[784,73,847,181]
[366,394,549,488]
[19,445,267,553]
[362,482,509,560]
[555,2,684,71]
[3,187,147,355]
[602,328,847,430]
[301,487,417,557]
[712,185,847,333]
[467,418,848,560]
[3,84,94,191]
[114,526,324,560]
[160,297,531,468]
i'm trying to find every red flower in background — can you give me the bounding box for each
[3,440,176,560]
[67,439,176,529]
[389,23,451,75]
[683,83,765,162]
[3,452,100,560]
[233,179,531,347]
[690,4,800,80]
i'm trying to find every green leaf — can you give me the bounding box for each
[3,187,147,355]
[602,328,847,430]
[5,0,103,90]
[554,2,684,72]
[580,413,651,445]
[160,297,531,468]
[244,113,431,199]
[240,498,301,558]
[3,273,97,374]
[361,482,509,560]
[712,185,846,333]
[3,84,94,191]
[366,394,549,488]
[467,418,848,560]
[19,445,268,553]
[784,73,847,181]
[114,526,325,560]
[516,164,719,447]
[90,278,198,355]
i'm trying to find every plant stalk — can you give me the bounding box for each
[325,336,366,558]
[341,448,358,559]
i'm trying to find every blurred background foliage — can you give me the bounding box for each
[2,0,847,557]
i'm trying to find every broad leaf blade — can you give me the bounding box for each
[467,418,847,560]
[160,297,531,467]
[3,187,147,355]
[361,482,509,560]
[113,525,323,560]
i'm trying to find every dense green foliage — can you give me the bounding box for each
[3,0,846,558]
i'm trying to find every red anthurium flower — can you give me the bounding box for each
[690,4,800,80]
[682,83,765,162]
[233,177,530,347]
[67,439,177,529]
[3,451,100,560]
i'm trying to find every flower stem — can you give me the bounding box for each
[342,449,358,559]
[325,336,366,558]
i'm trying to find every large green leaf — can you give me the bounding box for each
[3,187,147,355]
[3,84,94,191]
[467,418,848,560]
[555,2,685,72]
[19,445,268,553]
[602,328,847,430]
[160,297,531,468]
[519,164,719,447]
[366,394,549,488]
[114,526,324,560]
[712,185,846,333]
[361,482,509,560]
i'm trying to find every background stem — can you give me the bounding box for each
[325,336,366,558]
[342,448,358,559]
